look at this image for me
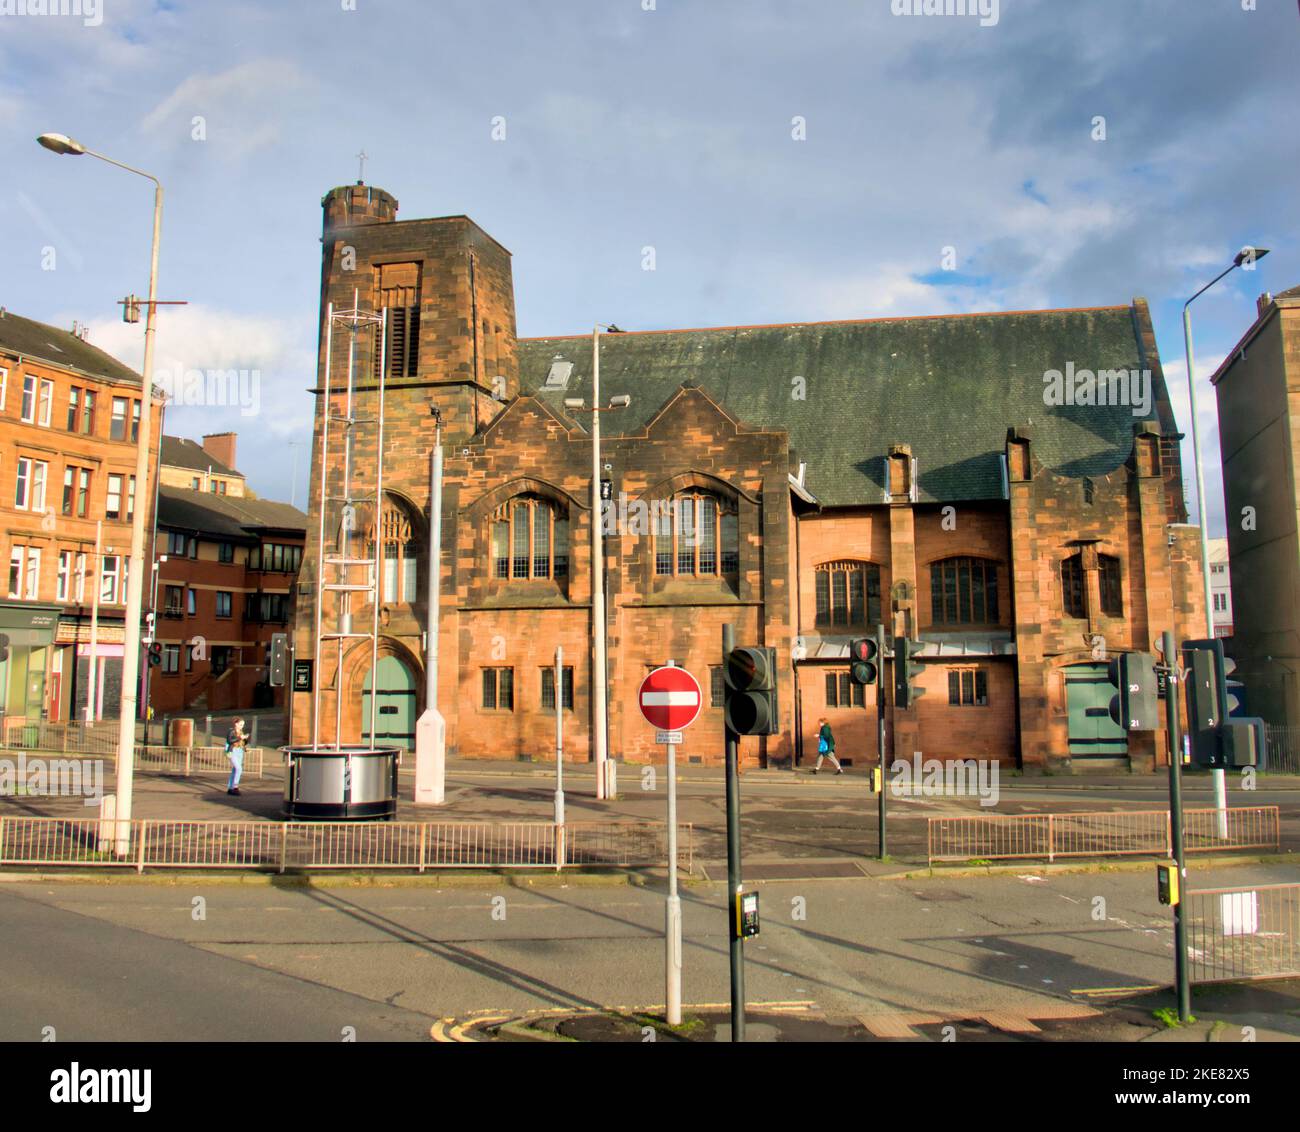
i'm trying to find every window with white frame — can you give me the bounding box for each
[0,367,7,411]
[101,556,120,604]
[74,552,86,602]
[11,546,42,600]
[15,457,31,509]
[110,397,128,441]
[106,474,123,520]
[56,550,72,601]
[37,379,53,426]
[20,374,36,422]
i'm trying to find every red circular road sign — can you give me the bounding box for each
[637,666,703,731]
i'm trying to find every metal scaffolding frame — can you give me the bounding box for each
[311,293,389,750]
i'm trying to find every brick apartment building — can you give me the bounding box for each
[1212,285,1300,725]
[0,307,163,722]
[149,433,306,716]
[291,182,1206,771]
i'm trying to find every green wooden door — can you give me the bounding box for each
[1065,664,1128,757]
[362,655,416,749]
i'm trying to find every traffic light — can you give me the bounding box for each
[724,645,778,736]
[1183,638,1227,765]
[849,636,879,686]
[0,632,9,663]
[893,636,927,709]
[1219,717,1265,769]
[148,642,162,668]
[269,632,288,687]
[1107,652,1159,731]
[122,294,141,324]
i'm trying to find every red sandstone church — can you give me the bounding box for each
[290,182,1207,771]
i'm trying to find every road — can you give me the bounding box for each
[2,862,1295,1041]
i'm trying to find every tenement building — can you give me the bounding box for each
[151,434,306,717]
[290,182,1207,771]
[0,307,163,723]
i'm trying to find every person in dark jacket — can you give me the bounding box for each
[814,717,843,774]
[225,718,248,796]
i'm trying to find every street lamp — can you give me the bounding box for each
[1182,244,1269,829]
[39,132,163,854]
[565,323,629,800]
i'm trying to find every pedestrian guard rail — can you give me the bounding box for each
[1185,883,1300,984]
[0,816,692,874]
[927,807,1279,864]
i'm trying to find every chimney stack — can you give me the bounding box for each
[1258,292,1274,318]
[202,432,237,471]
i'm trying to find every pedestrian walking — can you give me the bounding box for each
[225,718,248,796]
[814,717,843,774]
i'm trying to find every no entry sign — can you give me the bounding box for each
[638,666,703,732]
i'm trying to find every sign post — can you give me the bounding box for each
[638,661,703,1027]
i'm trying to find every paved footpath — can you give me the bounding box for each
[4,754,1299,871]
[2,863,1297,1041]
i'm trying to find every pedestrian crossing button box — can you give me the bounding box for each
[735,890,760,939]
[1156,860,1179,907]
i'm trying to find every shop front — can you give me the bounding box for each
[0,604,61,726]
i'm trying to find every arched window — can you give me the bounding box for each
[815,561,882,627]
[1061,554,1085,619]
[653,492,738,577]
[365,502,419,603]
[930,556,1000,625]
[491,495,568,580]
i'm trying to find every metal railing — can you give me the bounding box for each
[0,816,693,874]
[133,745,266,779]
[1186,883,1300,983]
[927,807,1280,864]
[1,719,120,755]
[1265,724,1300,774]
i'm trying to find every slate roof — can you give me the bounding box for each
[161,435,242,478]
[0,308,143,386]
[157,486,306,540]
[519,304,1172,507]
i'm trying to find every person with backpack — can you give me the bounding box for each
[814,717,843,774]
[225,718,248,796]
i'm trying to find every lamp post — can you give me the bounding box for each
[566,324,628,800]
[39,133,163,854]
[144,553,168,733]
[1182,245,1269,832]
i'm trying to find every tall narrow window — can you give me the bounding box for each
[930,557,1000,625]
[110,397,128,441]
[540,666,575,710]
[101,556,119,604]
[37,380,53,426]
[14,457,31,509]
[106,474,123,520]
[130,400,141,443]
[76,469,90,518]
[1099,554,1123,617]
[56,551,72,601]
[20,375,36,423]
[374,263,421,379]
[66,388,79,431]
[1061,554,1086,619]
[81,390,95,434]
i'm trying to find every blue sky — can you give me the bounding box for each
[4,0,1298,534]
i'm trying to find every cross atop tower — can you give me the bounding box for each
[356,149,368,185]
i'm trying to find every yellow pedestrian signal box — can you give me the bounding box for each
[1156,861,1179,907]
[870,766,882,794]
[734,890,760,939]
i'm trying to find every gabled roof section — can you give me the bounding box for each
[157,487,306,539]
[0,308,143,387]
[519,304,1174,507]
[161,435,244,478]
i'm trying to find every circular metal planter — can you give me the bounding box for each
[282,745,401,821]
